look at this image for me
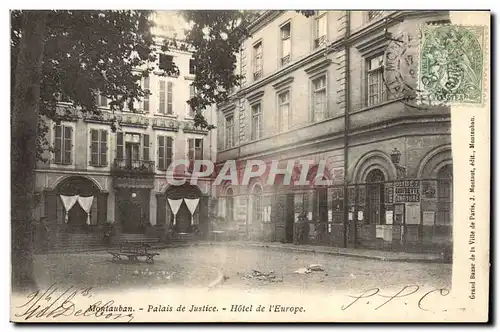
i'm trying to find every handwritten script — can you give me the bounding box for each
[341,285,451,312]
[15,283,134,322]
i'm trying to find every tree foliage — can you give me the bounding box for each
[11,10,315,159]
[11,10,178,161]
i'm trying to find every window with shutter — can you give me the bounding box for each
[158,136,165,170]
[99,130,107,166]
[90,129,99,165]
[166,137,173,168]
[54,124,72,164]
[167,82,173,114]
[90,129,107,167]
[116,132,124,160]
[143,134,150,161]
[54,124,62,164]
[159,80,166,114]
[63,126,72,164]
[158,136,173,170]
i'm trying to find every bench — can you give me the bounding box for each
[108,242,160,264]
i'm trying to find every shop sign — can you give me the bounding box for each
[394,180,420,202]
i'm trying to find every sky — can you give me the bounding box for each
[151,11,189,39]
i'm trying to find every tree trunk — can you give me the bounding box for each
[11,11,47,293]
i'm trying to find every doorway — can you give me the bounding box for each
[125,142,140,168]
[175,202,191,233]
[67,202,88,232]
[366,169,385,224]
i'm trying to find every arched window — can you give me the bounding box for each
[437,165,453,224]
[366,169,385,224]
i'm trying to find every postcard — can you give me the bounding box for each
[10,9,490,323]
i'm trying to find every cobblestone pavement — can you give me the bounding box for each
[34,244,452,294]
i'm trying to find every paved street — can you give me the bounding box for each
[34,245,451,294]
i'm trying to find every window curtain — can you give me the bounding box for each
[184,198,200,225]
[60,195,79,223]
[167,199,183,225]
[77,196,94,225]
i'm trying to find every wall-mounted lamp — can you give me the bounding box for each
[390,148,406,179]
[131,192,137,198]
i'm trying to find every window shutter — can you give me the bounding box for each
[100,130,107,166]
[116,132,124,160]
[64,126,72,164]
[143,134,150,161]
[159,80,166,114]
[167,82,173,114]
[90,129,99,165]
[54,124,62,163]
[166,137,173,168]
[158,136,165,170]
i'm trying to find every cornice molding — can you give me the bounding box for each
[271,76,294,90]
[304,58,332,76]
[219,103,236,115]
[246,90,265,102]
[354,32,388,56]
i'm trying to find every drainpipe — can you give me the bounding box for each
[343,11,351,248]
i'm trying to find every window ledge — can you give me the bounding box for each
[89,164,108,168]
[154,113,178,119]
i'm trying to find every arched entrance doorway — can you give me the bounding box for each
[54,176,101,232]
[165,183,203,233]
[366,169,385,225]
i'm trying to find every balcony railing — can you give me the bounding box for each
[314,35,326,49]
[253,70,263,80]
[281,54,291,66]
[112,159,155,175]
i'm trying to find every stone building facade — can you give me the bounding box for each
[215,10,453,252]
[34,41,218,248]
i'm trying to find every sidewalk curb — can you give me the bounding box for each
[197,242,447,264]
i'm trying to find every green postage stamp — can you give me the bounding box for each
[418,24,487,106]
